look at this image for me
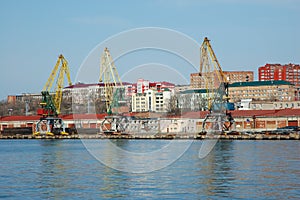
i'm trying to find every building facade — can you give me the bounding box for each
[229,80,295,102]
[131,89,172,113]
[259,63,300,100]
[7,93,43,104]
[259,63,300,86]
[224,71,253,83]
[178,89,207,111]
[190,70,254,88]
[131,79,175,113]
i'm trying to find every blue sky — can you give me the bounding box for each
[0,0,299,100]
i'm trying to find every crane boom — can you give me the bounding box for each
[200,37,234,132]
[200,37,229,111]
[53,56,72,114]
[99,48,127,135]
[99,48,123,115]
[35,54,72,136]
[40,54,72,116]
[200,38,227,82]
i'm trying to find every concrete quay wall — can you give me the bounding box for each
[1,109,300,135]
[0,132,299,140]
[0,116,299,135]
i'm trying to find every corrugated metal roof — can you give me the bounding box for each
[64,82,133,89]
[229,80,292,87]
[181,111,209,118]
[1,108,300,122]
[61,113,107,120]
[180,89,207,94]
[0,114,107,121]
[0,115,41,121]
[228,108,300,118]
[180,109,300,119]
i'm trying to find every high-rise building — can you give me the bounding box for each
[259,63,300,100]
[259,63,300,86]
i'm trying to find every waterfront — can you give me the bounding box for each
[1,140,299,199]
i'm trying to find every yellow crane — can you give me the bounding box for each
[41,54,72,115]
[34,54,72,136]
[199,37,234,132]
[99,47,123,115]
[99,48,127,134]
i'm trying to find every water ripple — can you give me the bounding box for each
[0,140,299,199]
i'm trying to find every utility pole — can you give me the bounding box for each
[25,99,30,116]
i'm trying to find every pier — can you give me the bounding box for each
[0,132,299,140]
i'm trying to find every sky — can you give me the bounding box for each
[0,0,299,100]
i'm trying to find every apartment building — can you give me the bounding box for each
[259,63,300,86]
[259,63,300,99]
[190,70,254,88]
[131,88,172,113]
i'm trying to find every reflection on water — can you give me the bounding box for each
[0,140,299,199]
[198,141,235,198]
[84,139,193,173]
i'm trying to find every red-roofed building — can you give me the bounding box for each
[136,79,175,94]
[0,115,40,132]
[1,109,300,134]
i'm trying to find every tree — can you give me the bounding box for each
[166,95,181,116]
[95,98,107,114]
[60,95,73,115]
[0,100,26,116]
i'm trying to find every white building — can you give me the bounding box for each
[178,89,208,111]
[154,90,171,112]
[159,118,198,133]
[137,79,150,94]
[132,89,172,113]
[237,99,300,110]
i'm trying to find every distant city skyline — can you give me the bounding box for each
[0,0,299,100]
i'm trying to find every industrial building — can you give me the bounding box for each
[239,99,300,110]
[178,80,297,111]
[2,109,300,134]
[228,80,295,102]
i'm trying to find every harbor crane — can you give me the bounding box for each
[199,37,234,133]
[34,54,72,136]
[99,48,127,134]
[99,47,124,115]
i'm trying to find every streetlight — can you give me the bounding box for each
[25,99,30,116]
[8,108,13,116]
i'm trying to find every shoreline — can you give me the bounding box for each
[1,132,299,140]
